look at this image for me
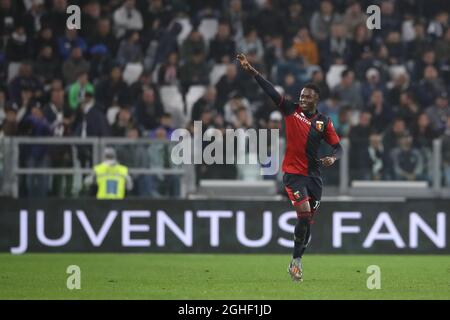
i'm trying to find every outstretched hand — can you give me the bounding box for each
[320,156,336,167]
[236,53,259,76]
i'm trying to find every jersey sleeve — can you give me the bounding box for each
[254,74,296,115]
[324,117,340,145]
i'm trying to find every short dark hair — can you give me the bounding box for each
[303,83,320,98]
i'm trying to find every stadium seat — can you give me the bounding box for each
[209,64,227,86]
[106,106,121,125]
[122,62,143,85]
[198,18,219,43]
[174,18,193,46]
[159,85,183,110]
[326,64,347,89]
[159,85,187,127]
[185,85,207,119]
[7,62,21,83]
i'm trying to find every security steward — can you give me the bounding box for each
[84,147,133,199]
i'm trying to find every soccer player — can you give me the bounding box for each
[237,53,342,282]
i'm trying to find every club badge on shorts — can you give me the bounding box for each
[293,190,302,200]
[316,121,324,132]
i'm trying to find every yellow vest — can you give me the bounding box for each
[94,162,129,199]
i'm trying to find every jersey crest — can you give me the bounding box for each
[315,120,324,132]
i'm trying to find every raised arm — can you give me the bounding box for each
[237,53,295,115]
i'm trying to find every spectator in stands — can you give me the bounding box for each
[115,126,149,196]
[192,87,219,122]
[384,31,404,64]
[394,91,420,125]
[0,88,5,125]
[292,27,319,66]
[413,49,439,82]
[57,29,87,60]
[1,107,18,136]
[208,20,236,64]
[251,0,283,41]
[8,62,42,104]
[442,116,450,186]
[366,89,393,133]
[41,0,68,37]
[319,23,350,70]
[111,107,134,137]
[95,65,130,111]
[80,0,101,40]
[281,73,301,101]
[147,125,179,197]
[113,0,143,39]
[180,29,206,64]
[215,63,240,108]
[310,69,330,100]
[129,70,160,105]
[263,34,284,75]
[348,24,372,68]
[157,52,179,86]
[141,0,172,42]
[361,68,387,103]
[88,44,112,81]
[224,94,252,127]
[43,88,74,197]
[382,118,409,169]
[116,30,143,67]
[427,10,448,40]
[387,68,411,106]
[373,0,401,41]
[33,27,58,58]
[5,25,32,62]
[88,17,119,57]
[435,27,450,63]
[179,50,210,93]
[309,0,342,41]
[74,87,109,138]
[33,45,60,85]
[274,46,306,85]
[237,28,264,62]
[22,105,52,197]
[349,111,372,179]
[68,71,94,111]
[153,113,174,138]
[282,0,307,43]
[390,133,424,181]
[62,46,90,85]
[342,1,366,39]
[366,133,385,180]
[43,88,68,135]
[332,69,363,110]
[425,92,450,132]
[226,0,248,42]
[415,65,446,108]
[0,0,19,39]
[150,22,181,71]
[413,112,441,180]
[134,87,164,132]
[318,92,340,126]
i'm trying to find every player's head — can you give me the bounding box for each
[103,147,117,161]
[299,83,320,112]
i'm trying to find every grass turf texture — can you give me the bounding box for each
[0,254,449,299]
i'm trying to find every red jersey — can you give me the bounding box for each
[278,96,340,176]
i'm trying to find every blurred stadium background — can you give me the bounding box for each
[0,0,449,299]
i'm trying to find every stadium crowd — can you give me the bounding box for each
[0,0,449,197]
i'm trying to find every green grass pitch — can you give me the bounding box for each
[0,254,449,299]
